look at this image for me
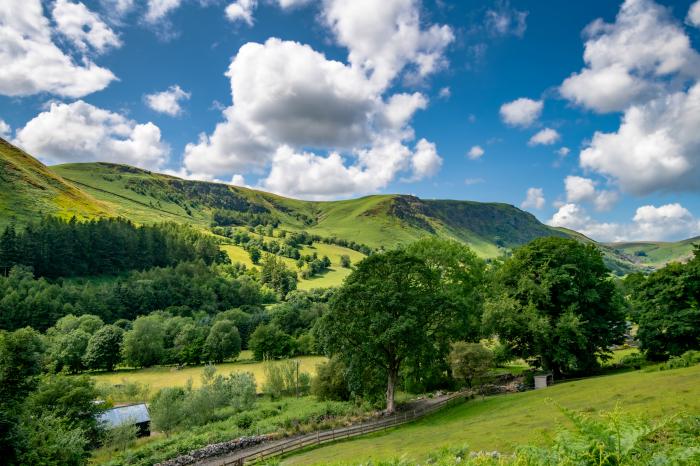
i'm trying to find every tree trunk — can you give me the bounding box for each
[386,367,398,414]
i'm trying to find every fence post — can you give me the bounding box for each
[317,430,320,444]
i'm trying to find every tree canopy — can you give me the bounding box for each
[317,243,482,413]
[484,237,626,375]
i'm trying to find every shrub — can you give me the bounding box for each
[619,352,647,370]
[311,357,350,401]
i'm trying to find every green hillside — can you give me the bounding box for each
[51,162,566,259]
[0,137,694,273]
[605,237,700,269]
[0,138,111,227]
[284,365,700,465]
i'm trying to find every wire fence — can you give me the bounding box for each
[214,391,469,465]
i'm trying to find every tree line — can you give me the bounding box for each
[0,217,226,279]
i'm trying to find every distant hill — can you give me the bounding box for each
[51,162,567,258]
[1,138,696,274]
[0,138,112,226]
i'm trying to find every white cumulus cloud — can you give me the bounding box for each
[144,0,183,23]
[560,0,700,113]
[688,1,700,27]
[564,176,619,211]
[14,101,168,170]
[528,128,560,146]
[225,0,257,25]
[580,83,700,195]
[499,98,543,127]
[467,145,484,160]
[145,85,191,116]
[321,0,454,90]
[548,202,700,242]
[52,0,121,54]
[0,119,11,138]
[0,0,116,98]
[521,187,545,210]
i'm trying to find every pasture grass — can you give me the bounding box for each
[283,364,700,465]
[91,352,326,400]
[221,241,366,290]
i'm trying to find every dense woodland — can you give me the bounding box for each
[0,217,699,465]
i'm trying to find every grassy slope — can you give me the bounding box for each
[285,365,700,465]
[52,163,566,259]
[605,237,700,269]
[5,158,684,271]
[221,241,365,289]
[91,351,326,397]
[0,139,111,227]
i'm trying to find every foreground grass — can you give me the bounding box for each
[91,352,326,399]
[283,364,700,465]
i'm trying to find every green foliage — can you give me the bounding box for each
[47,329,90,373]
[0,327,45,405]
[0,217,224,279]
[204,320,241,363]
[448,342,494,389]
[340,254,351,268]
[618,352,648,370]
[629,249,700,361]
[83,325,124,371]
[263,359,311,399]
[15,413,89,466]
[260,253,297,297]
[311,356,351,401]
[25,375,102,442]
[149,369,257,434]
[248,246,261,264]
[149,387,187,436]
[0,261,267,332]
[103,422,139,454]
[122,315,165,368]
[318,245,481,412]
[249,323,295,360]
[484,237,626,376]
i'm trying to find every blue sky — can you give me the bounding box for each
[2,0,700,242]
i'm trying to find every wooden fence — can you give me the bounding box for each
[216,391,469,465]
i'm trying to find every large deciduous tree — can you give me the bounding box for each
[83,325,124,371]
[629,247,700,360]
[318,248,475,413]
[484,237,625,376]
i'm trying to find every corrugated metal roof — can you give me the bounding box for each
[98,403,150,428]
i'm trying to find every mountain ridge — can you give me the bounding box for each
[1,138,696,274]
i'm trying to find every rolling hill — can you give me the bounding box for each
[0,138,112,225]
[1,138,696,274]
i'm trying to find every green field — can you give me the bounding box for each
[283,365,700,465]
[91,352,326,398]
[222,241,366,289]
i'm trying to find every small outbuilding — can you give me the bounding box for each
[98,403,151,437]
[534,373,553,390]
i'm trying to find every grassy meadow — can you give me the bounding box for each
[222,240,365,289]
[91,351,326,399]
[283,364,700,465]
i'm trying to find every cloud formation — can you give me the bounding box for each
[499,97,543,127]
[549,202,700,242]
[0,0,116,98]
[485,1,528,38]
[564,176,619,211]
[528,128,560,146]
[467,145,484,160]
[14,101,168,170]
[184,0,451,198]
[521,187,545,210]
[145,85,191,116]
[52,0,121,54]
